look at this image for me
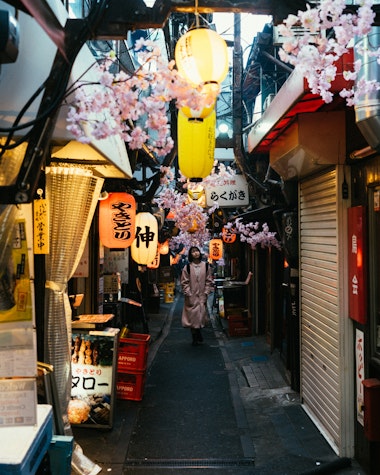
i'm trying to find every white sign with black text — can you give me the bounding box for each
[206,175,249,207]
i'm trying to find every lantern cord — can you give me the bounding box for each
[195,0,199,27]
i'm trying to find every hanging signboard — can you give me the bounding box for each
[206,175,249,207]
[70,328,119,429]
[347,206,367,324]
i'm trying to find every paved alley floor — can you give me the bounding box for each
[73,296,366,475]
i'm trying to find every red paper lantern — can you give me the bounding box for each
[209,238,223,260]
[99,192,136,248]
[159,239,170,255]
[222,226,236,244]
[131,212,158,265]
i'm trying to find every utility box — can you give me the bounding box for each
[363,378,380,441]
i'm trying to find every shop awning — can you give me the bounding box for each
[247,51,353,155]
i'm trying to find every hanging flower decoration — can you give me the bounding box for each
[225,219,281,250]
[278,0,378,105]
[154,187,211,251]
[66,39,218,157]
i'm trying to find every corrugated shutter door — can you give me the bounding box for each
[300,169,342,451]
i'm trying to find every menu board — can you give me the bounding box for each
[69,328,119,429]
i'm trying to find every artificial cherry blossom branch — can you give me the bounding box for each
[278,0,379,105]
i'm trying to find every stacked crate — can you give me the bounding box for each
[116,333,151,401]
[226,308,252,337]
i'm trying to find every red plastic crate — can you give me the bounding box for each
[116,371,146,401]
[118,333,151,372]
[228,314,252,337]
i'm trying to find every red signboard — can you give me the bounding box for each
[348,206,367,324]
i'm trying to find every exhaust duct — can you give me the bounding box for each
[354,27,380,151]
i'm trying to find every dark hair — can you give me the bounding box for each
[188,246,202,262]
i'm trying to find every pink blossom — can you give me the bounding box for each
[279,0,377,106]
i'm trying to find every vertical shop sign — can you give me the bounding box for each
[356,329,365,426]
[347,206,367,324]
[33,196,49,254]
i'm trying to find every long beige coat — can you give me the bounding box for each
[180,262,214,329]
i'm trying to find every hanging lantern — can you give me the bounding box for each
[159,239,170,255]
[147,249,160,269]
[131,212,158,265]
[209,238,223,261]
[178,109,216,181]
[175,27,229,92]
[99,192,136,248]
[222,226,236,244]
[180,100,215,120]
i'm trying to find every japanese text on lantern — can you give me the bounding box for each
[33,199,49,254]
[112,201,133,241]
[348,206,366,324]
[135,225,155,248]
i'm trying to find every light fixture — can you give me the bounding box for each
[177,108,216,182]
[131,212,158,265]
[159,239,170,255]
[209,238,223,260]
[222,226,236,244]
[99,192,136,248]
[174,0,229,93]
[218,122,229,135]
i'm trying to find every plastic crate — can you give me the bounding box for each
[48,435,74,475]
[228,314,252,337]
[0,405,53,475]
[118,333,151,372]
[116,371,146,401]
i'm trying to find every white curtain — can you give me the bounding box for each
[44,166,103,431]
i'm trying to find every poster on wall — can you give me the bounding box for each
[356,328,364,426]
[69,328,119,429]
[0,219,34,324]
[347,206,367,324]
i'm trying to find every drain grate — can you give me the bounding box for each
[124,458,255,468]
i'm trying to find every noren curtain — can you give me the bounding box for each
[44,166,103,431]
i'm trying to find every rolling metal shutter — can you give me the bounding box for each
[299,167,353,455]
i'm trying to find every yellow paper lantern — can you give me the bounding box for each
[131,212,158,265]
[99,192,136,248]
[209,238,223,261]
[180,100,215,120]
[175,27,229,91]
[178,109,216,181]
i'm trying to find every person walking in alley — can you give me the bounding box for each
[180,246,214,346]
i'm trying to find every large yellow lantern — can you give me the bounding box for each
[99,192,136,248]
[209,238,223,261]
[180,101,215,120]
[175,27,229,92]
[177,109,216,181]
[131,212,158,265]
